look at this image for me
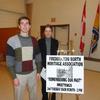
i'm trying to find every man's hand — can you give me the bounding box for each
[14,78,20,87]
[37,73,41,80]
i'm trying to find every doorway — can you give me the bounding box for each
[40,24,70,51]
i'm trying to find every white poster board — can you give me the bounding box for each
[46,55,84,94]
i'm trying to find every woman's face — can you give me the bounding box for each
[44,27,52,38]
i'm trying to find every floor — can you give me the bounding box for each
[0,62,100,100]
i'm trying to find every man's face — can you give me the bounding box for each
[19,19,31,33]
[44,27,52,38]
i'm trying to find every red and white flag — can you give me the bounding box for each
[80,1,86,54]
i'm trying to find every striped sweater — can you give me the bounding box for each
[6,34,42,79]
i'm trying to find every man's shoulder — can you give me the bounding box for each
[7,34,18,43]
[8,34,18,40]
[31,36,38,46]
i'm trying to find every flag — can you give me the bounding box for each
[80,1,86,54]
[89,4,99,56]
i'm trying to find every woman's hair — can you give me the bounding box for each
[44,24,53,32]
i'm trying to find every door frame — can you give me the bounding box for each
[40,24,70,50]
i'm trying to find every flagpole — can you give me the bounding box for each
[88,42,91,57]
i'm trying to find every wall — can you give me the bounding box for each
[0,0,26,58]
[0,28,19,59]
[0,11,25,28]
[0,0,25,13]
[0,0,26,28]
[32,0,100,71]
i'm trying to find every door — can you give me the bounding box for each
[54,25,69,51]
[40,24,70,54]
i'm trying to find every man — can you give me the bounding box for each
[38,25,59,100]
[6,16,41,100]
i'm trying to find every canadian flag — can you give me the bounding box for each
[80,1,86,54]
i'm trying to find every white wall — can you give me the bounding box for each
[0,0,25,13]
[0,0,26,28]
[32,0,100,71]
[0,11,25,28]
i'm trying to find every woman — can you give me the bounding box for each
[38,25,59,100]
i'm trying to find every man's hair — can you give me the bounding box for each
[44,24,53,32]
[18,16,31,25]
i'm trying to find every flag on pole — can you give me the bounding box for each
[80,1,86,54]
[89,4,99,56]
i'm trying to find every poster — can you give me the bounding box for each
[46,55,84,94]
